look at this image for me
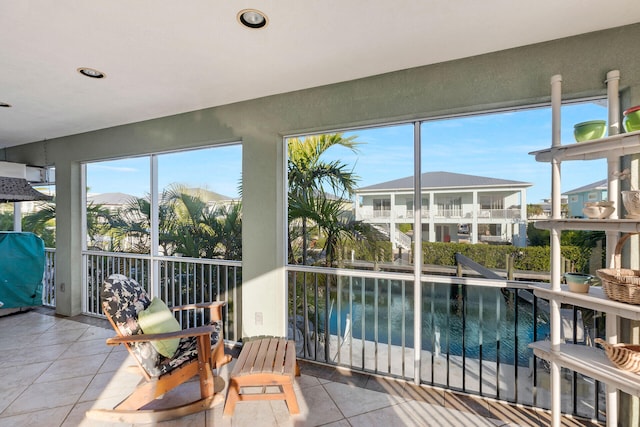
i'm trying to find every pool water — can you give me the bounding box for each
[327,283,548,366]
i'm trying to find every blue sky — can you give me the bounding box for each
[86,144,243,199]
[328,101,608,203]
[85,101,607,204]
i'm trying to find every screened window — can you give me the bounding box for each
[84,145,242,259]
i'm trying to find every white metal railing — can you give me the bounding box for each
[435,208,463,217]
[478,209,522,219]
[406,208,430,218]
[372,210,391,218]
[395,230,412,250]
[359,208,522,221]
[287,265,606,422]
[83,251,242,342]
[479,235,509,243]
[42,248,56,307]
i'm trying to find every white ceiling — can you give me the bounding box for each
[1,1,639,148]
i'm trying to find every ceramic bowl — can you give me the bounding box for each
[582,205,614,219]
[623,106,640,133]
[622,190,640,218]
[574,120,606,142]
[564,273,595,293]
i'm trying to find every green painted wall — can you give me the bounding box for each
[5,24,640,341]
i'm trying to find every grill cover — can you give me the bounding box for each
[0,232,45,308]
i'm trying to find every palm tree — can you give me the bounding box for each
[287,133,360,265]
[214,202,242,260]
[293,195,362,266]
[108,196,153,253]
[22,201,56,247]
[0,210,13,231]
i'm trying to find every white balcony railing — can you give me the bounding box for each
[82,251,242,342]
[287,265,605,421]
[358,207,522,221]
[371,210,391,218]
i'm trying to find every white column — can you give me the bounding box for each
[412,121,422,385]
[471,190,478,244]
[389,193,396,249]
[13,202,21,231]
[150,155,160,298]
[550,73,563,427]
[605,69,621,427]
[429,192,435,242]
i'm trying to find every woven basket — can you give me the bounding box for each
[596,233,640,304]
[595,338,640,373]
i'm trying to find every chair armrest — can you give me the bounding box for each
[170,301,226,312]
[170,301,226,321]
[106,325,216,346]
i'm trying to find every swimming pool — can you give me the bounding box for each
[327,281,548,366]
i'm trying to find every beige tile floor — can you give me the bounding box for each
[0,308,601,427]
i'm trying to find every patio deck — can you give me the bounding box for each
[0,308,600,426]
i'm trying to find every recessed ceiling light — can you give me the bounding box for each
[0,102,11,108]
[77,67,106,79]
[238,9,268,29]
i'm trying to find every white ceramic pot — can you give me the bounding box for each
[622,191,640,219]
[582,205,614,219]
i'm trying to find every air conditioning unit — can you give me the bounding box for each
[0,161,52,184]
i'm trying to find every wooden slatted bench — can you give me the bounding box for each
[223,337,300,416]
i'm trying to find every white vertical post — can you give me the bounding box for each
[150,155,160,298]
[390,193,396,249]
[471,191,478,244]
[13,202,21,231]
[605,69,621,427]
[549,74,563,427]
[413,121,422,385]
[80,163,88,314]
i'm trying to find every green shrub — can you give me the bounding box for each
[422,242,590,272]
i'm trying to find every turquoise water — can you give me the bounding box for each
[328,283,546,366]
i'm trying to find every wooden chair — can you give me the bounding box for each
[86,274,232,423]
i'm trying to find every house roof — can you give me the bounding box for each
[356,171,531,192]
[2,3,639,148]
[86,189,233,206]
[180,188,233,203]
[87,192,135,206]
[565,179,607,194]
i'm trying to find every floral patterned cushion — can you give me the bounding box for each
[101,274,222,378]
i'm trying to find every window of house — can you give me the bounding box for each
[373,198,391,211]
[479,195,504,210]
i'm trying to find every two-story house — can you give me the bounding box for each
[354,171,531,250]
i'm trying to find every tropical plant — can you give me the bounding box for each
[22,201,56,247]
[287,133,361,265]
[290,194,361,266]
[105,185,242,260]
[108,196,153,253]
[0,210,13,231]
